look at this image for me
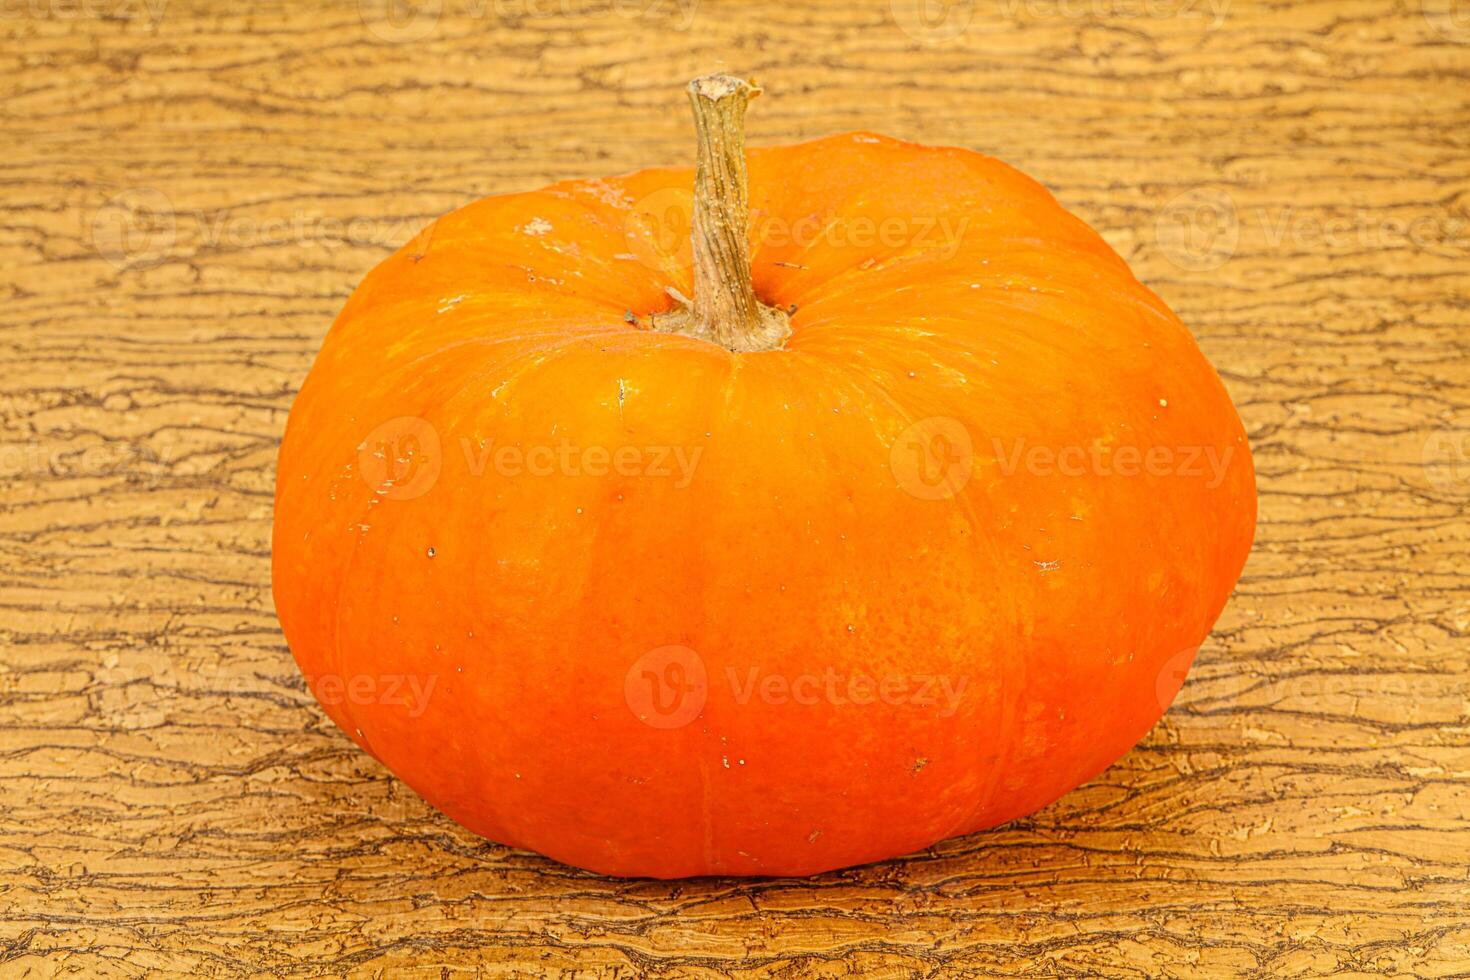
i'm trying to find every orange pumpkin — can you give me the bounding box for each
[273,75,1255,878]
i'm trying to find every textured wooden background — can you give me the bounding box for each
[2,0,1468,976]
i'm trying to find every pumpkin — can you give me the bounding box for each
[272,74,1255,878]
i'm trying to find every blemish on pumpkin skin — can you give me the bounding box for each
[912,758,929,773]
[581,179,633,208]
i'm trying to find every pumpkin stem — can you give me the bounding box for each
[652,73,791,353]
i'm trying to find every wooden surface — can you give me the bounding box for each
[3,0,1469,976]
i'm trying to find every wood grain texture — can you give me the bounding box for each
[2,0,1468,976]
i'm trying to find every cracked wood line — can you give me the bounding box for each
[1,0,1468,976]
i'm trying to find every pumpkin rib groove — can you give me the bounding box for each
[386,326,633,380]
[764,236,1128,326]
[785,242,1145,330]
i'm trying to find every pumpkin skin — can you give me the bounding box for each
[272,130,1255,878]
